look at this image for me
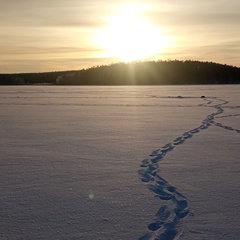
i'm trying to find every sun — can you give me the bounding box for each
[95,3,170,62]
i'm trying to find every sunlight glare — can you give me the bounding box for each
[95,3,171,62]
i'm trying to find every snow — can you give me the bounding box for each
[0,85,239,240]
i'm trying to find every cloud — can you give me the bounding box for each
[0,56,116,73]
[0,0,111,28]
[1,0,240,72]
[146,10,240,29]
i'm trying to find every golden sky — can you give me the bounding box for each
[1,0,240,73]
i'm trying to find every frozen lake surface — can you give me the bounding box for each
[0,85,239,240]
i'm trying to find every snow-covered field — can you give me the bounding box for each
[0,85,239,240]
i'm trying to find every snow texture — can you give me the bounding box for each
[0,85,239,240]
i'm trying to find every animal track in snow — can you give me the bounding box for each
[138,97,239,240]
[216,113,240,119]
[212,121,240,133]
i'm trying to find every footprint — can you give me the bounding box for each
[149,149,160,157]
[148,185,172,200]
[155,206,171,222]
[145,164,158,176]
[174,208,189,219]
[138,169,154,183]
[157,227,178,240]
[138,97,231,240]
[172,198,189,218]
[162,143,172,149]
[147,221,163,231]
[140,159,150,167]
[190,128,200,134]
[173,198,188,211]
[151,153,165,163]
[166,185,176,193]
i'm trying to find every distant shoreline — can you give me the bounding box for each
[1,60,240,85]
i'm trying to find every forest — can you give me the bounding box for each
[0,60,240,85]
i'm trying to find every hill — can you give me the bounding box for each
[0,60,240,85]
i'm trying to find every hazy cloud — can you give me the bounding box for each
[0,1,109,28]
[0,0,240,72]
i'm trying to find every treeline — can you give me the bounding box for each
[0,71,74,85]
[1,60,240,85]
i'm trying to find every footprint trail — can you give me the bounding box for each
[137,97,237,240]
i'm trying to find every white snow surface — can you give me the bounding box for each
[0,85,239,240]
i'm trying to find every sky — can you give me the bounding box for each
[1,0,240,73]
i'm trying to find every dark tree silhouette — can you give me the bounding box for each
[0,60,239,85]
